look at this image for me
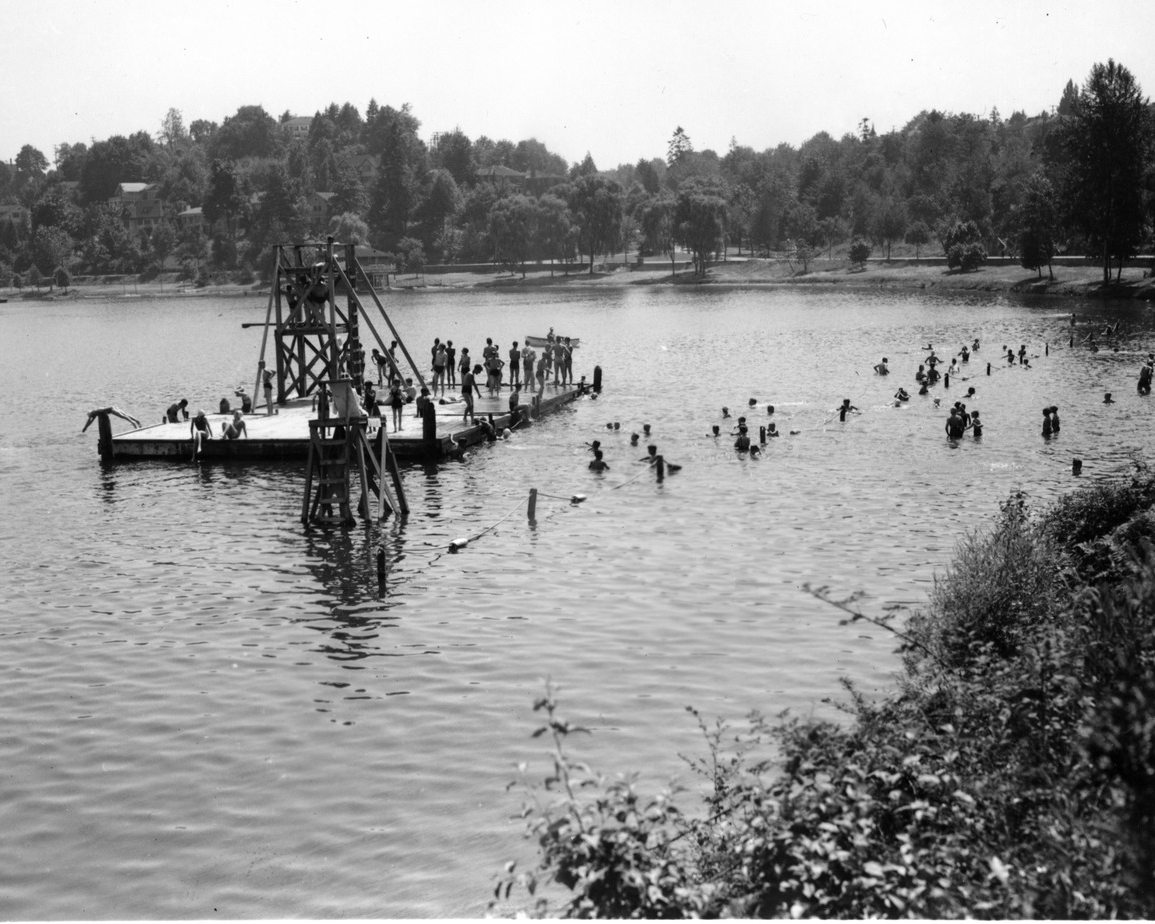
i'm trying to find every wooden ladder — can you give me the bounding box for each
[302,414,408,526]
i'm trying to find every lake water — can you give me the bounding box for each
[1,283,1153,918]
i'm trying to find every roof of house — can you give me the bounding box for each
[477,165,523,178]
[115,182,151,195]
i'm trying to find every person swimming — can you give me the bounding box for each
[837,399,858,422]
[1104,392,1115,404]
[894,387,910,402]
[874,357,890,375]
[969,410,983,437]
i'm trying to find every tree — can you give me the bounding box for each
[31,226,73,280]
[567,175,623,273]
[848,238,871,266]
[904,220,931,259]
[209,105,281,161]
[675,177,727,274]
[328,212,370,245]
[667,126,693,166]
[202,160,247,242]
[874,199,907,260]
[159,107,188,149]
[14,145,49,177]
[150,221,177,273]
[430,127,475,187]
[1018,173,1059,280]
[53,266,71,291]
[535,193,573,275]
[941,219,987,272]
[331,169,368,217]
[488,194,536,277]
[1061,59,1153,284]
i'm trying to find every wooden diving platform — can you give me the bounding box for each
[105,382,587,462]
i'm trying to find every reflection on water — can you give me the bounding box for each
[0,287,1153,916]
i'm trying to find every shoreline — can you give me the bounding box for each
[6,256,1155,303]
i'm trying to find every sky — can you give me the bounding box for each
[6,0,1155,171]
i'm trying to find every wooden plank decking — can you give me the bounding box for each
[107,381,586,462]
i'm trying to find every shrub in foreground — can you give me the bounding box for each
[495,472,1155,918]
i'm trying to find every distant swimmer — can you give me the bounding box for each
[894,387,910,402]
[1050,405,1061,433]
[918,382,930,396]
[969,410,983,437]
[766,422,780,437]
[874,357,890,375]
[1138,363,1153,395]
[837,399,859,422]
[1042,407,1054,438]
[734,427,751,452]
[972,339,980,351]
[945,408,966,440]
[588,449,609,472]
[721,406,731,418]
[1104,392,1115,404]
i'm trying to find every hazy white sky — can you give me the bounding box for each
[6,0,1155,170]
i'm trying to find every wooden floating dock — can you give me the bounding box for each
[106,382,586,462]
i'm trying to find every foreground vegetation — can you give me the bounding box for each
[495,466,1155,918]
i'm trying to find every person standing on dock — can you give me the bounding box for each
[388,378,404,432]
[508,342,521,389]
[262,365,275,416]
[562,338,574,385]
[522,343,535,388]
[552,340,565,386]
[462,364,482,423]
[535,352,548,397]
[432,342,448,396]
[458,347,472,386]
[446,341,457,387]
[485,351,505,396]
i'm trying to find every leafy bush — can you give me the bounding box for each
[848,238,871,265]
[942,220,987,272]
[497,478,1155,918]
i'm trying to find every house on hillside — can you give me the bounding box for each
[306,191,336,229]
[112,183,166,234]
[282,115,313,139]
[476,164,524,191]
[0,204,29,226]
[334,152,379,188]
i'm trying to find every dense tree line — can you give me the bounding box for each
[1,59,1153,287]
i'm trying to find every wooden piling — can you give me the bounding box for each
[527,487,537,522]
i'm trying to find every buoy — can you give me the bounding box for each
[593,365,603,393]
[449,538,469,552]
[759,425,766,444]
[711,425,720,437]
[986,363,991,376]
[748,398,757,406]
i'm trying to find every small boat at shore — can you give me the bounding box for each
[525,334,579,349]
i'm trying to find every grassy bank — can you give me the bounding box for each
[5,253,1155,303]
[495,467,1155,918]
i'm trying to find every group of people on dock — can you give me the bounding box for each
[366,329,577,427]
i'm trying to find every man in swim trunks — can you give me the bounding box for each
[167,398,189,423]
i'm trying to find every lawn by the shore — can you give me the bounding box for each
[6,253,1155,302]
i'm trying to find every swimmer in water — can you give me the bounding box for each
[894,387,910,402]
[874,357,890,375]
[721,407,731,419]
[837,399,858,422]
[734,426,751,451]
[918,382,930,396]
[1104,392,1115,404]
[969,410,983,437]
[588,449,609,472]
[766,422,779,437]
[1049,405,1061,433]
[1042,407,1054,438]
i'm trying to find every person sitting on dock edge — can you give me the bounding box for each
[190,410,213,459]
[223,410,248,440]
